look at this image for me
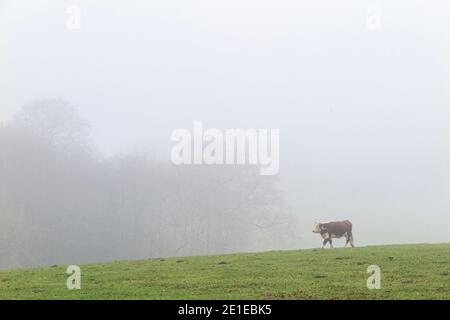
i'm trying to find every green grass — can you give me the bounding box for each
[0,243,449,299]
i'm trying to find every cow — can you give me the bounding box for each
[312,220,354,248]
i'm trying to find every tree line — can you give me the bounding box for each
[0,99,298,269]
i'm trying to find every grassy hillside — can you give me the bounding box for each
[0,243,449,299]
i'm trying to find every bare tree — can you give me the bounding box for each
[13,99,92,154]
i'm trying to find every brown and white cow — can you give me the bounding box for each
[312,220,354,248]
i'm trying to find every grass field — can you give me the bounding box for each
[0,243,449,299]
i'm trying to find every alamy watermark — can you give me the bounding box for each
[366,5,382,31]
[171,121,279,175]
[367,265,381,289]
[66,265,81,290]
[66,5,81,30]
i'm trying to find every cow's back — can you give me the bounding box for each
[323,220,352,236]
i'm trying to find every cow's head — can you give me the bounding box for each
[312,222,322,233]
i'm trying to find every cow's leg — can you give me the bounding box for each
[322,239,329,248]
[329,238,333,248]
[348,233,355,248]
[345,234,350,247]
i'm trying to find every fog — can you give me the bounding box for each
[1,0,450,269]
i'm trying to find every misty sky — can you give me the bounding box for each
[1,0,450,248]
